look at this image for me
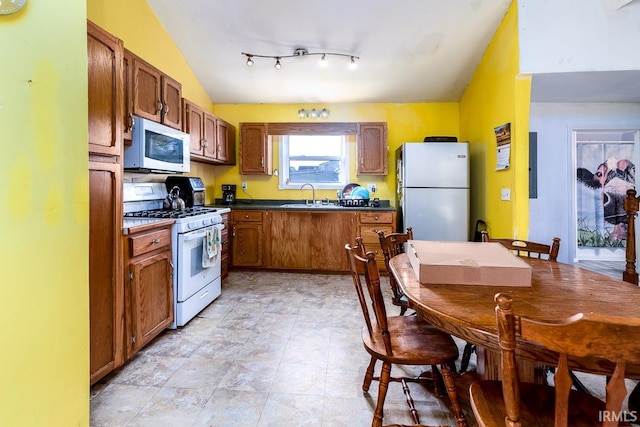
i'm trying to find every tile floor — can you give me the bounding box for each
[90,271,474,426]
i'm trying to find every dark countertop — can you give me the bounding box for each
[207,199,396,212]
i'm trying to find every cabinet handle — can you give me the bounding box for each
[151,238,160,244]
[360,157,364,165]
[164,101,169,116]
[374,216,379,220]
[156,99,163,115]
[126,113,134,132]
[261,157,264,168]
[201,138,207,149]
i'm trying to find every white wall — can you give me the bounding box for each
[519,0,640,74]
[529,102,640,263]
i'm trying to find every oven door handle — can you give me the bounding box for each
[182,227,213,242]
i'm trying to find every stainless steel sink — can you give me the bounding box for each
[279,203,342,209]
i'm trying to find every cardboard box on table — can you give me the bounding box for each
[406,241,532,287]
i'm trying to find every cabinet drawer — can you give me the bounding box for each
[232,210,263,222]
[129,228,171,257]
[359,224,394,244]
[359,211,394,224]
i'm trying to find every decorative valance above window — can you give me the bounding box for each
[266,122,358,136]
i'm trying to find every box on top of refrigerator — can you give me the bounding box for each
[406,240,532,287]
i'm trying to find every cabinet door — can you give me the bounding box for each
[267,211,311,269]
[240,123,271,174]
[132,59,162,122]
[161,75,182,129]
[129,251,173,354]
[357,123,388,175]
[122,49,134,142]
[87,21,123,157]
[231,223,264,267]
[215,118,236,165]
[183,99,205,155]
[220,213,230,279]
[203,112,217,159]
[89,161,124,385]
[310,211,356,271]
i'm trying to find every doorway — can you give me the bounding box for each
[573,129,639,262]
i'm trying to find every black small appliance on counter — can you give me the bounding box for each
[222,184,236,205]
[165,176,206,207]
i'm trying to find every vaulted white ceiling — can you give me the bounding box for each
[146,0,512,104]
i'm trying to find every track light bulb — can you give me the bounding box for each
[320,53,328,67]
[274,57,282,69]
[246,55,254,66]
[349,56,357,70]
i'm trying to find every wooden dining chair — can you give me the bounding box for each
[480,230,560,261]
[623,188,640,285]
[470,292,640,426]
[377,227,414,316]
[478,231,593,394]
[461,231,561,375]
[345,238,468,427]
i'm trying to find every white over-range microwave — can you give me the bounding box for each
[124,117,190,173]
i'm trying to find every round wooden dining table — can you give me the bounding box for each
[389,253,640,380]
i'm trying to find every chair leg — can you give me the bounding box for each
[399,305,408,316]
[459,343,475,373]
[430,365,443,396]
[439,363,468,427]
[373,361,392,427]
[363,355,377,392]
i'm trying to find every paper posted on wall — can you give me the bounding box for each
[495,122,511,170]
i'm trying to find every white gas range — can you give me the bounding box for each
[123,181,229,328]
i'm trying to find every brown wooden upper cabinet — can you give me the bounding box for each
[182,99,236,165]
[239,123,272,174]
[131,55,182,130]
[122,49,134,142]
[88,21,123,157]
[357,122,388,175]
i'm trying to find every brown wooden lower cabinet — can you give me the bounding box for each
[220,212,230,279]
[89,162,124,385]
[230,208,391,272]
[267,211,312,269]
[357,211,395,272]
[124,224,174,358]
[310,211,357,271]
[230,210,265,267]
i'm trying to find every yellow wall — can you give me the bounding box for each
[210,103,460,203]
[459,1,529,239]
[1,1,89,426]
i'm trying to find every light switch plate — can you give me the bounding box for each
[367,183,376,194]
[501,188,511,201]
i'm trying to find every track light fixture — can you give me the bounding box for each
[242,48,359,70]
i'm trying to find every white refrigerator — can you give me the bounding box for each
[396,142,470,241]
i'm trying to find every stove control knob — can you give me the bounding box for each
[188,222,196,230]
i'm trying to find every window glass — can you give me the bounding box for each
[279,135,348,189]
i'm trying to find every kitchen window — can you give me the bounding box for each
[278,134,349,189]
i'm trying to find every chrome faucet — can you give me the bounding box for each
[300,183,315,205]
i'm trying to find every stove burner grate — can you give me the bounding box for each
[124,207,217,219]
